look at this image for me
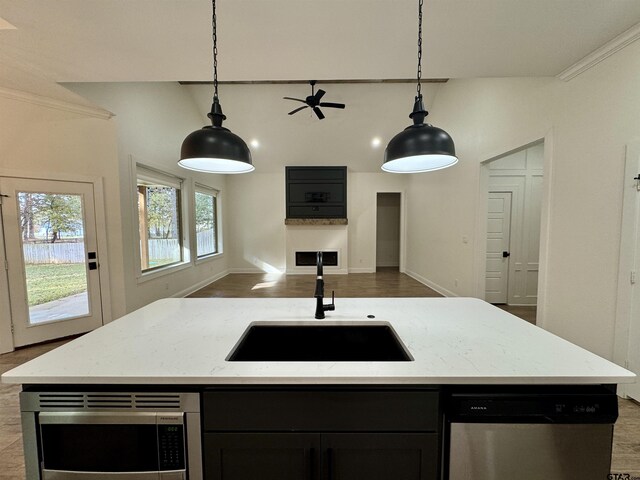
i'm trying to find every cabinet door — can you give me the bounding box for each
[322,433,438,480]
[204,433,321,480]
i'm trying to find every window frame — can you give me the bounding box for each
[193,183,223,263]
[134,164,190,281]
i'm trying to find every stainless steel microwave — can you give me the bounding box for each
[20,391,202,480]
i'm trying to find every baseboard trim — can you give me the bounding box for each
[287,268,348,275]
[228,268,269,274]
[174,269,230,298]
[404,270,457,297]
[348,267,376,274]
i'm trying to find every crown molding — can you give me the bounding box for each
[0,86,114,119]
[557,22,640,82]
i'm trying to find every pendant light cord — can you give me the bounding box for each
[416,0,423,97]
[409,0,427,124]
[212,0,219,100]
[208,0,226,127]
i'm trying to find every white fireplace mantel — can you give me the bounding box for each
[285,224,348,274]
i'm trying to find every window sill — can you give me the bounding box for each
[137,260,192,284]
[195,252,224,265]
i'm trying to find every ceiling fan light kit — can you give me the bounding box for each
[382,0,457,174]
[179,0,254,174]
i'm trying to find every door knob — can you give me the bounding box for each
[502,251,510,258]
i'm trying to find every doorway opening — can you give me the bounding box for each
[376,193,401,272]
[481,142,545,324]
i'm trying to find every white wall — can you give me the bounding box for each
[226,173,286,273]
[68,83,231,312]
[405,39,640,359]
[0,95,127,321]
[348,173,407,272]
[227,171,407,273]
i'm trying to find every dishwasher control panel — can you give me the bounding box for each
[447,387,618,423]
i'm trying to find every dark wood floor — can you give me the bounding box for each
[496,304,537,324]
[189,267,443,299]
[1,270,638,477]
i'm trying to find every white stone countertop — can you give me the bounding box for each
[1,298,635,385]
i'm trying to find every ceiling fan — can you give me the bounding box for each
[284,80,346,120]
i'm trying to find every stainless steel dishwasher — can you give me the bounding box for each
[446,386,618,480]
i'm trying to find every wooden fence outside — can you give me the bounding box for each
[22,230,216,264]
[22,242,85,264]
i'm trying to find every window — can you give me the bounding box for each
[136,167,184,272]
[194,184,219,258]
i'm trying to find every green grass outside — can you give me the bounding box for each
[25,263,87,306]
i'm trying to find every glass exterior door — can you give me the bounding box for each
[0,177,103,347]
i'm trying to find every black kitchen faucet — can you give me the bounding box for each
[314,251,335,319]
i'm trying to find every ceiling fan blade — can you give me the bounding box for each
[313,107,325,120]
[288,105,309,115]
[314,89,326,101]
[319,102,346,109]
[283,97,307,103]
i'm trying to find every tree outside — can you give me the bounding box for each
[145,186,180,240]
[195,191,216,256]
[19,192,83,243]
[137,184,182,269]
[18,192,87,307]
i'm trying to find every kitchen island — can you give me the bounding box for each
[2,297,635,480]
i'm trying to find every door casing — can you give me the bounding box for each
[614,140,640,401]
[0,171,112,353]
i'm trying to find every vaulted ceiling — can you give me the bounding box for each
[1,0,640,102]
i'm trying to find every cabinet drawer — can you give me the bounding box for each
[287,205,346,218]
[203,389,440,432]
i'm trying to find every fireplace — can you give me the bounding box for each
[295,251,338,267]
[285,225,348,274]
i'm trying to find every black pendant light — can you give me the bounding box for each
[383,0,457,173]
[179,0,254,174]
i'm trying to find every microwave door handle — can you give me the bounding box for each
[38,412,160,424]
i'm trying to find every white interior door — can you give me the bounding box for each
[0,177,103,347]
[485,192,512,304]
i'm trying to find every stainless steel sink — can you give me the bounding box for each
[227,322,413,362]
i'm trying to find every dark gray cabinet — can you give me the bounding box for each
[204,433,320,480]
[285,166,347,219]
[202,388,441,480]
[204,432,436,480]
